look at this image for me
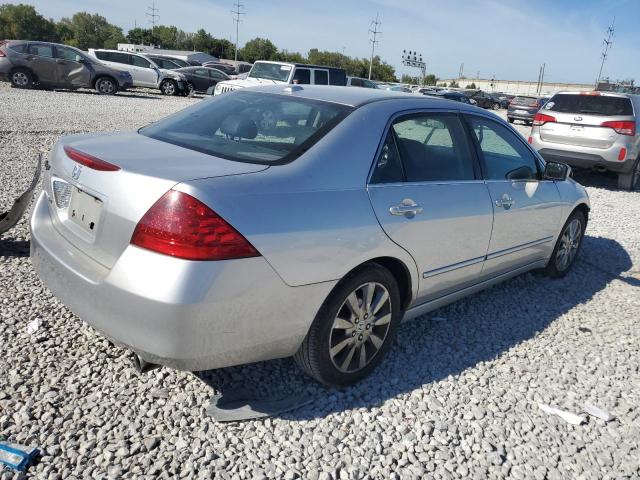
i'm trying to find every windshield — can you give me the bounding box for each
[248,62,292,82]
[140,91,352,164]
[544,94,633,116]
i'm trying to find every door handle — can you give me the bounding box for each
[390,199,423,217]
[495,193,515,209]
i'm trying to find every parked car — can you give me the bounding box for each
[382,85,412,93]
[175,66,230,93]
[31,86,589,386]
[507,96,547,125]
[425,91,471,104]
[146,55,190,68]
[347,76,378,88]
[88,49,188,95]
[530,91,640,190]
[465,90,501,110]
[0,40,132,94]
[201,61,237,75]
[488,92,510,109]
[213,61,347,95]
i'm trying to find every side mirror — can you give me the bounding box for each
[544,161,570,181]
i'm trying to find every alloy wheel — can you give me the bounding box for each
[328,282,392,373]
[162,81,175,95]
[556,218,582,271]
[12,72,28,87]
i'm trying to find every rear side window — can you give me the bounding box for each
[544,94,633,116]
[389,113,476,182]
[7,43,28,53]
[132,56,152,68]
[140,91,352,164]
[29,43,54,58]
[314,70,329,85]
[100,51,130,64]
[370,130,404,184]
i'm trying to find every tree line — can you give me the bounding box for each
[0,3,398,82]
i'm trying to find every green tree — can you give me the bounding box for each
[448,80,460,88]
[60,12,125,50]
[210,38,235,59]
[152,25,179,49]
[240,37,278,63]
[192,28,212,52]
[424,74,438,86]
[466,82,477,89]
[275,49,305,63]
[0,3,57,41]
[126,27,153,45]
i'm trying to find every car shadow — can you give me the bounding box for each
[62,89,162,100]
[194,235,635,420]
[0,238,30,258]
[571,168,622,191]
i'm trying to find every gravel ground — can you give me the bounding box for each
[1,83,639,479]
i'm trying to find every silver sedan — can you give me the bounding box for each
[31,85,590,386]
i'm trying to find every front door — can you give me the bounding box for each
[53,46,91,87]
[26,43,57,84]
[368,112,494,304]
[464,114,563,278]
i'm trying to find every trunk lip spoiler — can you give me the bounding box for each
[0,155,42,235]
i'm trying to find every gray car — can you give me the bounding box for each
[530,91,640,190]
[30,86,590,386]
[0,40,132,94]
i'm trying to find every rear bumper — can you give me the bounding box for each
[507,109,536,121]
[30,191,335,371]
[531,136,637,173]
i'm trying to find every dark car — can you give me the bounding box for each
[144,55,183,70]
[175,66,230,93]
[425,91,471,104]
[507,96,548,125]
[0,40,132,94]
[465,90,501,110]
[201,61,237,75]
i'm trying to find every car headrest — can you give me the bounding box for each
[220,115,258,139]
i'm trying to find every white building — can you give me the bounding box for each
[440,77,594,96]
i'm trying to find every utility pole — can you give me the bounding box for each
[146,1,159,43]
[458,63,464,79]
[539,63,546,94]
[231,2,245,62]
[368,13,381,80]
[596,18,615,87]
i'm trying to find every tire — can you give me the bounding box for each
[160,79,177,95]
[492,102,500,110]
[94,76,117,95]
[617,158,640,191]
[187,82,195,95]
[294,263,402,387]
[10,69,33,89]
[507,117,514,123]
[543,210,587,278]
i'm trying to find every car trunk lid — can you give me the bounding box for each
[45,132,268,269]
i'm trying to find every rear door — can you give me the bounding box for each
[313,69,329,85]
[130,55,158,87]
[25,43,57,84]
[54,45,91,87]
[367,111,494,303]
[464,114,563,278]
[538,93,635,148]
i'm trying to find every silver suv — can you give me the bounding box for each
[529,91,640,190]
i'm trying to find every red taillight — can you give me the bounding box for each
[130,190,260,261]
[528,136,533,144]
[601,120,636,136]
[532,113,556,126]
[618,148,627,161]
[63,146,120,171]
[528,102,540,107]
[0,50,5,57]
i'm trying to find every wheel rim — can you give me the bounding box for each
[163,81,175,95]
[556,219,582,271]
[13,72,28,86]
[98,79,114,94]
[329,282,392,373]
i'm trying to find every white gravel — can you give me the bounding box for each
[1,83,639,479]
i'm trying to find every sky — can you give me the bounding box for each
[23,0,640,84]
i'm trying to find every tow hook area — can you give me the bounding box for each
[130,352,161,374]
[0,155,42,235]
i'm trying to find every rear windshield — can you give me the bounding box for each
[140,91,352,164]
[544,94,633,116]
[511,96,538,106]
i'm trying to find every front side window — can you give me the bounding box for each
[29,43,54,58]
[193,68,209,77]
[209,69,228,80]
[292,68,310,84]
[132,56,152,68]
[467,115,539,181]
[248,62,292,82]
[391,113,476,182]
[314,70,329,85]
[140,91,352,164]
[56,46,83,62]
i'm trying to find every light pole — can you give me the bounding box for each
[401,50,426,85]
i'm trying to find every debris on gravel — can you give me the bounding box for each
[1,83,639,479]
